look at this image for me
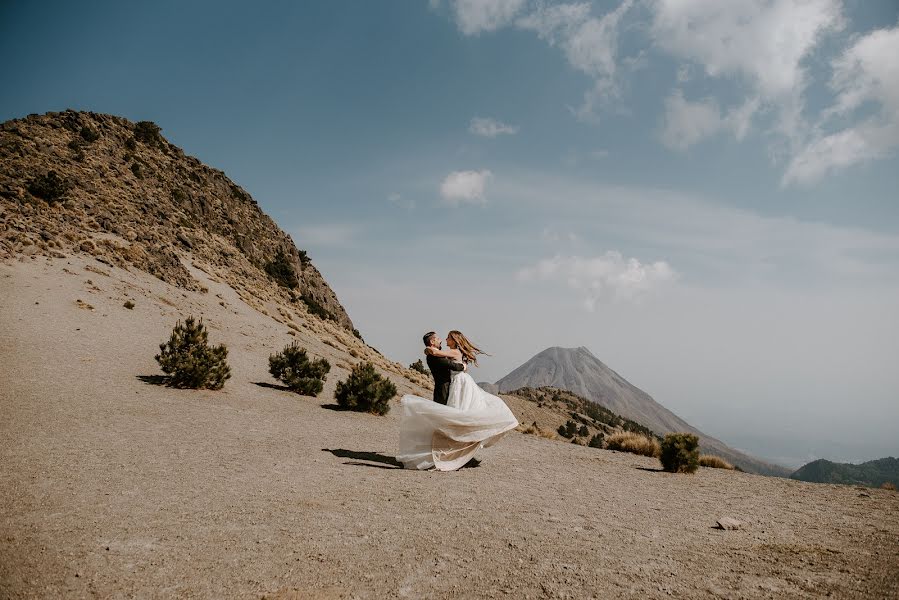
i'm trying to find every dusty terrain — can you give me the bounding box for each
[2,254,898,599]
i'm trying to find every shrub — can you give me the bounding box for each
[268,343,330,396]
[699,455,735,470]
[882,482,896,491]
[123,300,135,310]
[27,171,69,202]
[80,126,100,142]
[518,422,556,440]
[155,317,231,389]
[409,359,429,375]
[335,361,397,415]
[298,249,311,268]
[134,120,162,145]
[606,431,661,457]
[557,420,578,438]
[577,424,589,437]
[588,433,604,448]
[264,248,299,289]
[130,162,143,179]
[660,433,700,474]
[125,136,137,151]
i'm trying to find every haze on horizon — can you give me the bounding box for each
[2,0,897,469]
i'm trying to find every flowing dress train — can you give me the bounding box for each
[397,371,519,471]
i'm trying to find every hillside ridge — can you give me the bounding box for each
[0,109,354,332]
[496,346,790,477]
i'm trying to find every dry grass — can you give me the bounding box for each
[517,422,557,440]
[699,454,735,470]
[881,482,896,491]
[605,431,660,458]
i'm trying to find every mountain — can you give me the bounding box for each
[790,457,899,488]
[0,110,354,332]
[495,346,790,476]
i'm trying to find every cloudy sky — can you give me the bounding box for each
[3,0,898,467]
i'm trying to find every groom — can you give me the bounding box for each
[423,331,466,405]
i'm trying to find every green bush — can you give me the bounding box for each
[268,343,330,396]
[557,420,578,438]
[80,126,100,142]
[134,120,162,146]
[264,248,299,289]
[660,433,700,474]
[155,317,231,389]
[335,361,397,415]
[588,433,604,448]
[27,171,69,203]
[577,424,589,437]
[409,359,429,375]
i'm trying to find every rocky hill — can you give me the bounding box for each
[791,457,899,488]
[0,110,355,333]
[495,346,790,477]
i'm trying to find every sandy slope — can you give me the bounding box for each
[2,254,897,599]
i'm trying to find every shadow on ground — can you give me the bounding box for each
[252,381,293,392]
[324,448,403,469]
[136,375,169,386]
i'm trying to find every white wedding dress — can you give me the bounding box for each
[397,369,519,471]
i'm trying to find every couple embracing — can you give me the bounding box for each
[396,330,519,471]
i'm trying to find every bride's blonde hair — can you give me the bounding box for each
[447,330,489,366]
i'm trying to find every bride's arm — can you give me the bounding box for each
[424,347,463,361]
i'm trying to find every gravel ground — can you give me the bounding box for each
[2,255,897,599]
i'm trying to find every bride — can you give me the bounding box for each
[397,330,519,471]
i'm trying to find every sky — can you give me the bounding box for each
[2,0,898,468]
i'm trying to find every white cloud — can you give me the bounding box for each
[452,0,527,35]
[469,117,520,137]
[518,0,635,122]
[388,192,415,210]
[651,0,843,145]
[440,169,493,205]
[784,24,899,185]
[651,0,843,100]
[660,90,759,150]
[517,251,677,308]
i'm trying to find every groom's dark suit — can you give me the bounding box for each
[426,354,466,405]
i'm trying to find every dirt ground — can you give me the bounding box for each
[2,254,897,599]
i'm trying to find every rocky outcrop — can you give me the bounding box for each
[0,110,354,332]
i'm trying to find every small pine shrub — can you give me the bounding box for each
[298,249,311,268]
[123,300,135,310]
[134,120,162,145]
[606,431,661,457]
[699,455,735,470]
[557,420,578,438]
[577,424,589,437]
[335,361,397,415]
[80,126,100,142]
[588,433,604,448]
[268,343,330,396]
[27,171,69,203]
[660,433,700,474]
[264,248,299,289]
[409,359,429,375]
[155,317,231,389]
[125,136,137,151]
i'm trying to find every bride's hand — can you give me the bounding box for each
[424,347,435,356]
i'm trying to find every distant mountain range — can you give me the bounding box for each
[790,457,898,488]
[494,346,791,477]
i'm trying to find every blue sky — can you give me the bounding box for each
[3,0,898,467]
